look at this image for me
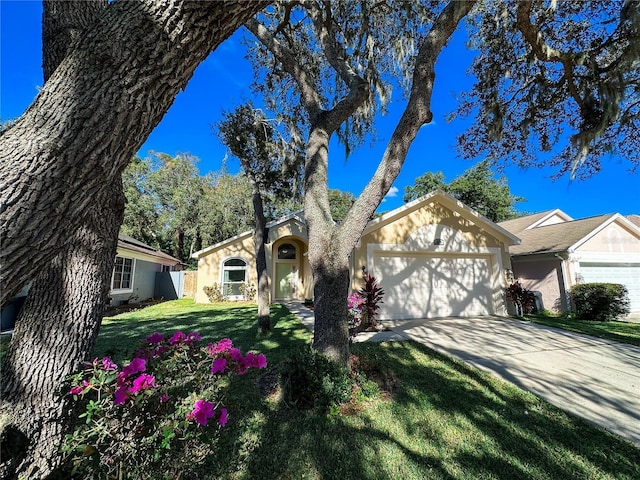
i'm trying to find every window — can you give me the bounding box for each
[277,243,297,260]
[112,256,133,290]
[222,258,247,297]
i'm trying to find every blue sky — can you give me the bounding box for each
[2,1,638,218]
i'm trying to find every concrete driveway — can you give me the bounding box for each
[386,316,640,446]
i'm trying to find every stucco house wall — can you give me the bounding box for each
[192,192,519,320]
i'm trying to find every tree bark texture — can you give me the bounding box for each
[0,181,125,480]
[252,185,271,333]
[42,0,108,80]
[0,4,124,477]
[0,0,269,306]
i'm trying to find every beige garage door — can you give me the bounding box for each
[373,253,494,320]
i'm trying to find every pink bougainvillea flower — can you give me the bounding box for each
[129,374,156,394]
[122,357,146,378]
[159,394,170,403]
[207,338,233,355]
[211,357,227,374]
[255,353,267,369]
[187,399,215,426]
[169,331,186,345]
[229,347,242,362]
[69,385,84,395]
[114,386,129,405]
[218,408,228,427]
[145,332,164,345]
[187,331,201,343]
[101,357,118,371]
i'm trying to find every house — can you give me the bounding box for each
[192,191,520,320]
[110,234,182,306]
[1,235,182,331]
[499,211,640,315]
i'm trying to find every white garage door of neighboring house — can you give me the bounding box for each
[579,263,640,313]
[373,253,495,320]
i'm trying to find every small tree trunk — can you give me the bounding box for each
[0,181,125,480]
[252,185,271,333]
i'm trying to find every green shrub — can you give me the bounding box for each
[569,283,630,321]
[239,282,257,302]
[203,283,225,303]
[279,345,353,411]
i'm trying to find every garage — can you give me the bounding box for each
[373,252,496,320]
[580,263,640,313]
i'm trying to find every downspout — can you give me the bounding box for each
[555,252,571,312]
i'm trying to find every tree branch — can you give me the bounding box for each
[245,17,323,119]
[341,0,476,243]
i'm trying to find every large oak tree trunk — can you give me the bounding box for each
[0,0,268,306]
[0,1,268,478]
[304,128,353,365]
[0,181,125,479]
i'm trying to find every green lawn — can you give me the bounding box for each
[95,300,640,479]
[521,314,640,346]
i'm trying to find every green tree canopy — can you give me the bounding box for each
[121,153,255,266]
[404,160,526,222]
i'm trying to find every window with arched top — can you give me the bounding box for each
[222,258,247,297]
[277,243,297,260]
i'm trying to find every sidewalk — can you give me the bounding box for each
[281,301,406,342]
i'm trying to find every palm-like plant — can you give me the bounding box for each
[358,273,385,331]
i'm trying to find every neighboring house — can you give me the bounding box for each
[111,234,182,306]
[192,191,520,320]
[1,235,182,331]
[499,210,640,314]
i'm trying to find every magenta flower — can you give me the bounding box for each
[122,357,146,378]
[145,332,164,344]
[114,386,129,405]
[129,374,156,394]
[187,399,215,426]
[101,357,118,371]
[159,394,170,403]
[169,331,186,345]
[69,385,84,395]
[229,347,242,362]
[218,408,228,427]
[255,353,267,369]
[70,380,91,395]
[211,357,227,374]
[207,338,233,355]
[187,331,201,343]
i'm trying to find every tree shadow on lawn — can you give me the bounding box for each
[94,303,312,364]
[211,341,640,480]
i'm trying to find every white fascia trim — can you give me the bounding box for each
[568,214,620,252]
[576,251,640,264]
[362,190,520,246]
[526,209,573,230]
[117,248,174,266]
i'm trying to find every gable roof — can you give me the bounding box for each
[191,210,306,259]
[502,214,620,256]
[118,234,181,264]
[628,215,640,229]
[363,190,520,245]
[498,209,573,235]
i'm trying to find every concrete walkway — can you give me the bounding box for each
[282,302,640,446]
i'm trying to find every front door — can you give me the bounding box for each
[275,263,298,299]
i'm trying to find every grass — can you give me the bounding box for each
[521,313,640,346]
[95,299,640,479]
